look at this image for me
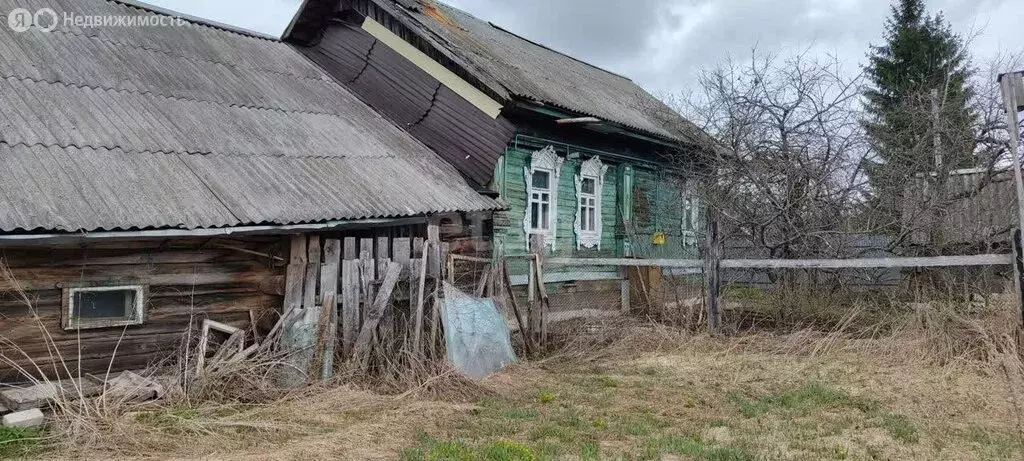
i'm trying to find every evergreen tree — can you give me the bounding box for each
[862,0,975,230]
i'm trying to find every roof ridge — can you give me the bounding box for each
[42,22,324,83]
[2,73,349,118]
[0,139,402,161]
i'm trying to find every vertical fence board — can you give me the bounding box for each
[341,259,360,357]
[343,237,357,261]
[319,239,341,380]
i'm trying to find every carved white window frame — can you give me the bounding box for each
[574,156,609,250]
[523,146,563,249]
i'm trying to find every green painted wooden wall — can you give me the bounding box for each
[493,139,702,267]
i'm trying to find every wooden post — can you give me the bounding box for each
[413,242,431,356]
[1000,73,1024,349]
[1013,230,1024,353]
[704,219,722,334]
[528,234,547,348]
[502,258,533,355]
[619,267,630,313]
[999,73,1024,238]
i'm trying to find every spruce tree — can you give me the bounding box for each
[862,0,975,230]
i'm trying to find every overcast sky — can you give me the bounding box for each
[143,0,1020,95]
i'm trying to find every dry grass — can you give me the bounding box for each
[4,249,1022,460]
[29,304,1023,460]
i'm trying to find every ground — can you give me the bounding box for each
[26,323,1024,460]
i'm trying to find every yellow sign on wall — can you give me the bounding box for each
[652,232,666,245]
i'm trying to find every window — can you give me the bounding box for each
[63,285,145,330]
[574,156,608,249]
[522,146,564,249]
[579,177,597,232]
[529,169,553,232]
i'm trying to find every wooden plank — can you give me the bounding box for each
[360,253,376,329]
[353,262,402,366]
[376,236,390,276]
[289,235,307,265]
[442,242,452,283]
[282,265,305,316]
[620,267,630,313]
[360,238,375,279]
[301,263,319,311]
[475,264,492,298]
[307,235,322,264]
[393,237,411,275]
[340,260,360,358]
[413,237,425,259]
[1014,229,1024,329]
[508,270,621,286]
[547,258,703,267]
[319,239,341,381]
[313,293,335,380]
[413,242,431,356]
[719,254,1013,269]
[546,254,1013,269]
[705,220,721,334]
[343,237,357,261]
[533,255,550,348]
[999,74,1024,244]
[501,259,532,355]
[448,254,491,263]
[427,217,441,278]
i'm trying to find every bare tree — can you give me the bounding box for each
[671,50,869,265]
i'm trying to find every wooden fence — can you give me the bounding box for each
[279,225,445,383]
[546,239,1018,334]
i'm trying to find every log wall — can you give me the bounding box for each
[0,236,285,381]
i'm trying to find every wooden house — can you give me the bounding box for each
[0,0,500,380]
[287,0,715,311]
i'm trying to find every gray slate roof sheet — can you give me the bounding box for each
[370,0,709,144]
[0,0,500,233]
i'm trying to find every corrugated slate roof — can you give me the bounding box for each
[366,0,710,144]
[0,0,500,233]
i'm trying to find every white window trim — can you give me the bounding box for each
[574,156,609,250]
[64,285,146,330]
[523,145,564,250]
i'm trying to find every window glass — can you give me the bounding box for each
[581,177,595,195]
[531,170,550,189]
[72,290,136,320]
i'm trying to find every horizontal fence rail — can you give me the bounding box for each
[547,253,1013,269]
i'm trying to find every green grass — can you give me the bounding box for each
[730,382,877,419]
[398,360,1013,461]
[402,438,537,461]
[730,383,923,447]
[0,426,43,459]
[878,412,918,444]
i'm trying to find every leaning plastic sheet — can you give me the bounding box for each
[441,282,517,379]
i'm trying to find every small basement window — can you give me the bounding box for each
[63,285,146,330]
